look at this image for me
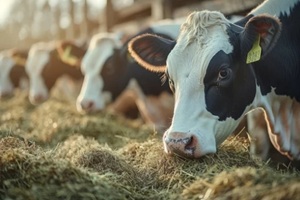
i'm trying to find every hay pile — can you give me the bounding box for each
[1,91,300,200]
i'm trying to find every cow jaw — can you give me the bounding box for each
[162,86,240,158]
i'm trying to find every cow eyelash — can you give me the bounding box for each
[162,71,176,93]
[160,72,168,85]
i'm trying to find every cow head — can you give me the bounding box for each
[76,33,124,113]
[0,50,27,99]
[128,11,281,158]
[26,41,84,105]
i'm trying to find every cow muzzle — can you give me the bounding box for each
[30,94,48,105]
[163,131,216,158]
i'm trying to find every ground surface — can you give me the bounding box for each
[1,90,300,200]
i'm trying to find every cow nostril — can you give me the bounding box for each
[164,132,198,158]
[87,101,94,109]
[185,135,196,150]
[34,95,45,102]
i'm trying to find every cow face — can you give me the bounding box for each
[77,34,122,113]
[26,41,84,105]
[129,11,281,158]
[26,44,52,105]
[0,51,27,98]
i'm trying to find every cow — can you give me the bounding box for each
[128,0,300,162]
[76,22,182,130]
[0,49,28,98]
[25,40,86,105]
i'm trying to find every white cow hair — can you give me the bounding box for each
[81,33,122,74]
[168,10,233,85]
[89,33,122,50]
[26,42,52,76]
[179,10,230,48]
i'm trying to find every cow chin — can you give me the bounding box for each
[163,129,217,159]
[76,100,105,114]
[29,93,48,105]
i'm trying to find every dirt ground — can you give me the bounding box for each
[1,90,300,200]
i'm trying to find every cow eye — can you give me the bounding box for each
[218,68,231,81]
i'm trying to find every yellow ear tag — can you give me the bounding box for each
[62,46,79,66]
[246,35,262,64]
[12,56,27,66]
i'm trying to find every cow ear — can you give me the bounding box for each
[241,14,281,64]
[128,33,176,73]
[56,41,81,66]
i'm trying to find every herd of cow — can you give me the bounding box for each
[1,0,300,167]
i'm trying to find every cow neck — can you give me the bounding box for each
[252,2,300,102]
[250,1,300,160]
[111,46,132,100]
[55,49,83,80]
[10,64,28,88]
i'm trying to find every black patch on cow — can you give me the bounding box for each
[204,1,300,120]
[10,64,27,87]
[41,49,83,91]
[204,51,256,121]
[100,27,173,101]
[9,49,28,87]
[251,2,300,101]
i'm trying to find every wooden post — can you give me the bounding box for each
[152,0,173,20]
[81,0,88,38]
[163,0,173,19]
[104,0,115,32]
[152,0,164,20]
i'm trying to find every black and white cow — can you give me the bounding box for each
[25,40,86,105]
[0,49,28,98]
[128,0,300,161]
[76,22,182,129]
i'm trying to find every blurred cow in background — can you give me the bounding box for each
[0,49,29,99]
[76,21,182,130]
[25,40,87,105]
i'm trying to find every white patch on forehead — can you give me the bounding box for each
[167,11,233,84]
[26,42,53,101]
[81,33,121,75]
[26,42,52,75]
[251,0,299,17]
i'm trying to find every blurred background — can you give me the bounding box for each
[0,0,263,51]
